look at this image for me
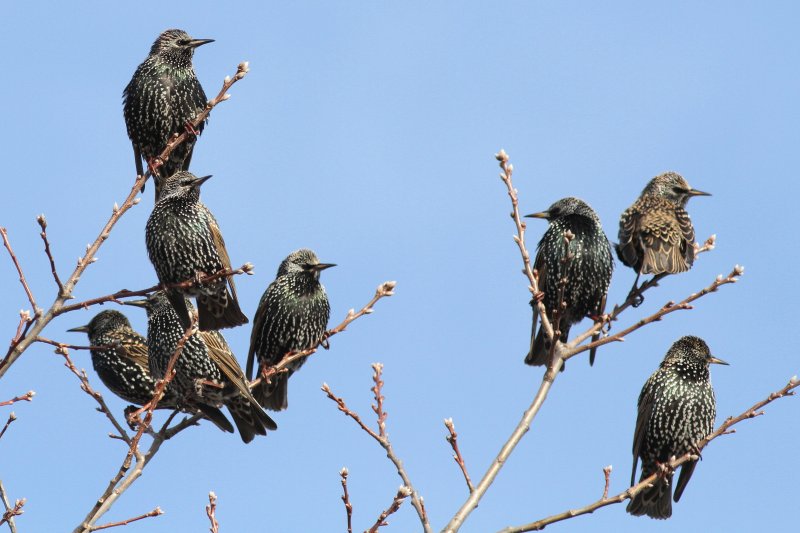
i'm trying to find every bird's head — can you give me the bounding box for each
[150,29,214,67]
[642,172,710,207]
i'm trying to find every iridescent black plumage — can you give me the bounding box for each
[246,249,334,410]
[524,197,613,367]
[140,292,276,443]
[617,172,710,279]
[67,310,179,409]
[627,335,727,520]
[123,29,212,199]
[145,171,248,331]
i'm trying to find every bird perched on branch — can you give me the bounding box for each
[68,310,180,410]
[131,292,276,443]
[123,29,212,199]
[247,249,334,410]
[627,335,727,519]
[617,172,710,302]
[145,171,248,331]
[524,197,613,367]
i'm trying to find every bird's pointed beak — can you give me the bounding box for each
[525,211,549,220]
[189,38,215,48]
[708,355,729,366]
[125,299,149,309]
[688,188,711,197]
[67,325,90,333]
[192,175,213,188]
[313,263,337,271]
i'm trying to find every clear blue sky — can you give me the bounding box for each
[1,2,797,532]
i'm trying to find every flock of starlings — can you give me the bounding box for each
[66,29,727,521]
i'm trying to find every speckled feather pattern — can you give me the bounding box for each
[627,336,718,519]
[248,249,331,410]
[526,198,613,365]
[123,29,208,185]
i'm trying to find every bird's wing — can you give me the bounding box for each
[675,205,696,268]
[630,377,656,486]
[117,335,151,371]
[205,208,239,298]
[638,205,689,274]
[246,288,272,380]
[201,331,249,395]
[616,206,641,269]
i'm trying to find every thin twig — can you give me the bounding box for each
[497,376,799,532]
[206,492,219,533]
[0,414,17,443]
[444,418,475,493]
[0,62,249,380]
[0,480,19,533]
[340,468,353,533]
[89,508,163,531]
[601,466,612,501]
[322,366,432,533]
[252,281,396,388]
[366,486,412,533]
[0,228,39,317]
[0,391,35,408]
[37,215,65,295]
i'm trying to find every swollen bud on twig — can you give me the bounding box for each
[36,214,47,228]
[340,467,349,476]
[495,149,508,162]
[733,264,745,276]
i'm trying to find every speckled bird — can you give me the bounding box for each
[627,335,727,520]
[67,310,179,409]
[617,172,710,295]
[123,29,212,199]
[137,292,276,443]
[247,249,334,410]
[524,197,613,367]
[145,171,248,331]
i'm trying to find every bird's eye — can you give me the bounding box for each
[177,39,190,46]
[672,186,686,194]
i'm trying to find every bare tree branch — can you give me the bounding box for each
[322,364,432,533]
[0,414,17,443]
[36,215,65,295]
[0,228,39,317]
[206,492,219,533]
[339,468,353,533]
[0,391,34,408]
[367,486,411,533]
[0,480,20,533]
[444,418,474,493]
[89,508,163,531]
[497,376,799,532]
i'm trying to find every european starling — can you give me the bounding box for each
[136,292,276,443]
[123,29,212,199]
[246,249,334,410]
[67,310,179,409]
[627,335,727,519]
[617,172,710,297]
[145,171,248,331]
[524,197,613,367]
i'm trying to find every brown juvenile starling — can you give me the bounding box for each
[135,292,276,443]
[246,249,334,410]
[524,197,613,367]
[617,172,710,299]
[123,29,212,199]
[627,335,727,519]
[145,171,248,331]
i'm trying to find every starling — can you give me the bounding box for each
[524,197,613,367]
[67,310,179,409]
[145,171,248,331]
[627,335,727,519]
[617,172,710,297]
[123,29,212,199]
[246,249,334,410]
[136,292,276,443]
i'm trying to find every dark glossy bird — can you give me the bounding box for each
[123,29,212,199]
[67,310,179,409]
[145,171,248,331]
[617,172,710,299]
[524,197,613,367]
[627,335,727,520]
[247,249,334,410]
[134,292,276,443]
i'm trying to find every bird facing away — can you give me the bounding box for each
[123,29,212,199]
[134,292,276,443]
[627,335,727,520]
[524,197,613,367]
[67,310,180,410]
[617,172,710,294]
[247,249,334,411]
[145,171,248,331]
